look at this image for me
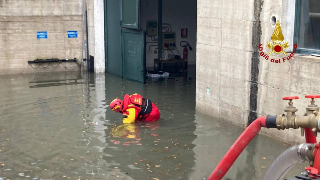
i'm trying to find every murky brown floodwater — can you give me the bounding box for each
[0,70,307,180]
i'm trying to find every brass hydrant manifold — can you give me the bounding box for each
[276,95,320,137]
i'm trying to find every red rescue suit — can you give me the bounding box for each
[122,94,160,124]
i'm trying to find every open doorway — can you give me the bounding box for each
[141,0,197,76]
[104,0,197,83]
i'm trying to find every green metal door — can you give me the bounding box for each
[105,0,145,82]
[120,0,145,83]
[122,29,146,83]
[106,0,122,76]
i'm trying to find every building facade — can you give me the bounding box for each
[1,0,320,144]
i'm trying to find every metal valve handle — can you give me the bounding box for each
[283,96,299,100]
[282,96,299,108]
[306,95,320,99]
[305,95,320,108]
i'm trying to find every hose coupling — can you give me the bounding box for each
[297,143,314,162]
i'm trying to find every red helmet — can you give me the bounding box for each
[110,98,123,112]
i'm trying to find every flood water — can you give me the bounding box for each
[0,70,307,180]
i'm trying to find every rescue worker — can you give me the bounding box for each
[110,93,160,124]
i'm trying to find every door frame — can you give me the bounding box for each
[104,0,123,77]
[104,0,107,73]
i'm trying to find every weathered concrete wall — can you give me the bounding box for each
[196,0,254,127]
[196,0,320,144]
[258,0,320,144]
[93,0,105,73]
[0,0,84,75]
[87,0,95,59]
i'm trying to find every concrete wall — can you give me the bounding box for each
[0,0,85,75]
[86,0,105,73]
[94,0,105,73]
[141,0,197,68]
[196,0,320,144]
[87,0,95,60]
[196,0,254,126]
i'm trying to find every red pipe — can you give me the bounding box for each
[305,128,317,143]
[207,116,267,180]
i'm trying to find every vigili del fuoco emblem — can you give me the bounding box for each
[259,20,297,63]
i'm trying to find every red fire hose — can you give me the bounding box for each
[305,128,317,143]
[207,116,267,180]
